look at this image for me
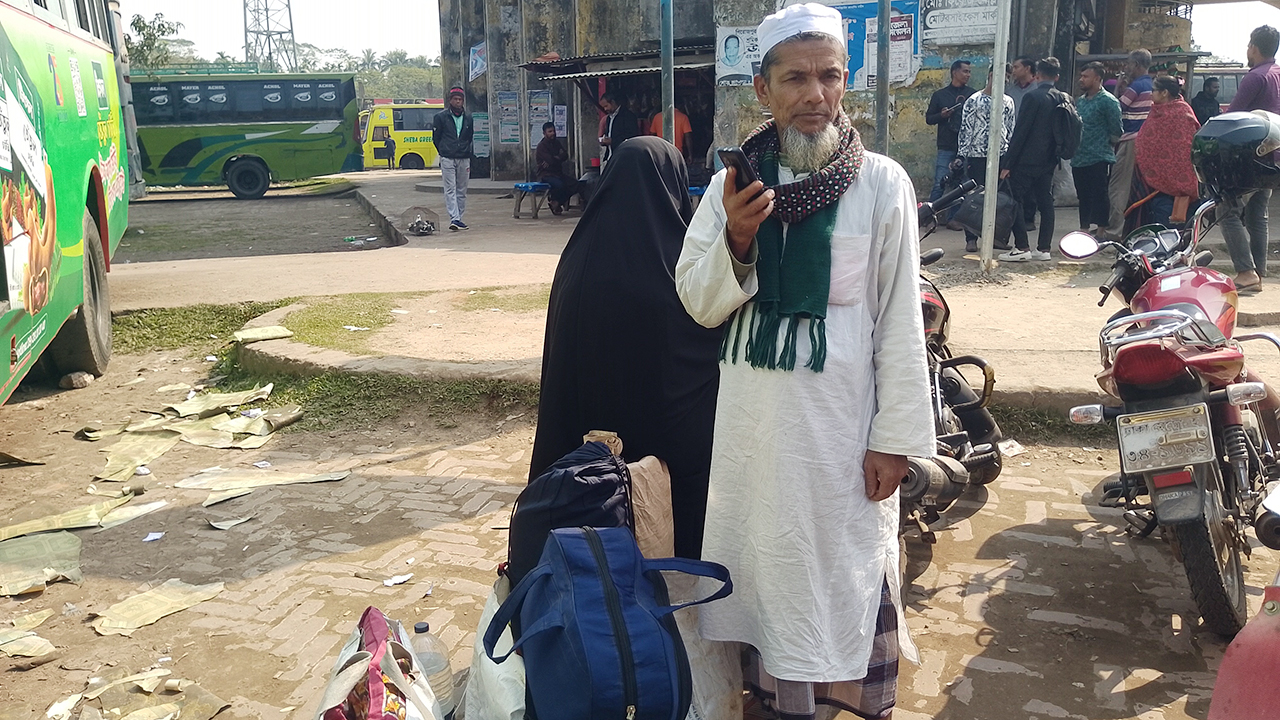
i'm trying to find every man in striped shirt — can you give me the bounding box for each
[1103,49,1153,240]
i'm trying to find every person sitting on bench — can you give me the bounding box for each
[535,122,578,214]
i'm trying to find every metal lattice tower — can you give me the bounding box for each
[244,0,298,72]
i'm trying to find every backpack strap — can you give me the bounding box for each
[483,564,563,663]
[642,557,734,616]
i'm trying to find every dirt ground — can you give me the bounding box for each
[118,194,391,263]
[2,351,1273,720]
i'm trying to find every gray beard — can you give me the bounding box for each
[779,122,841,172]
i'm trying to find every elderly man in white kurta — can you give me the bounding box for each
[675,5,933,719]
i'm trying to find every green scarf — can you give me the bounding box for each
[721,113,865,372]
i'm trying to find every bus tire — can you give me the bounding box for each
[46,209,111,377]
[227,159,270,199]
[399,153,425,170]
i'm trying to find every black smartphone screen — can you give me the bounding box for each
[717,147,760,192]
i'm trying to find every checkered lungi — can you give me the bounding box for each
[743,579,899,720]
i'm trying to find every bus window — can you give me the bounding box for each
[175,83,204,122]
[394,107,434,132]
[203,83,230,119]
[232,81,266,122]
[72,0,89,32]
[135,83,174,124]
[90,0,107,39]
[372,125,390,142]
[33,0,64,21]
[289,81,318,121]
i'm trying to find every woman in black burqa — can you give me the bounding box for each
[528,136,723,559]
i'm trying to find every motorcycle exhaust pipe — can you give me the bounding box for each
[901,456,969,506]
[1256,510,1280,550]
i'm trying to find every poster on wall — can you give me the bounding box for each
[528,89,551,141]
[833,1,921,91]
[553,104,567,137]
[497,90,521,144]
[715,26,760,86]
[919,0,997,45]
[472,111,491,157]
[469,42,487,81]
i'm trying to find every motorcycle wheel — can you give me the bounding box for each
[1172,467,1248,637]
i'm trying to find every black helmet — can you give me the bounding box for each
[1192,111,1280,200]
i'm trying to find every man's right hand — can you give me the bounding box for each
[723,166,774,263]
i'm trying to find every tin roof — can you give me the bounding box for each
[537,62,715,81]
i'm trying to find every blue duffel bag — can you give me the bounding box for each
[483,526,732,720]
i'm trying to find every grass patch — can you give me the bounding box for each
[990,404,1116,445]
[456,285,551,314]
[284,292,426,355]
[213,353,538,430]
[113,300,292,355]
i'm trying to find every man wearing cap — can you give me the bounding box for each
[676,4,932,718]
[432,87,475,231]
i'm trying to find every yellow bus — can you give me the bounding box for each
[359,103,444,170]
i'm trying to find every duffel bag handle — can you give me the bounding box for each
[643,557,733,616]
[483,564,563,663]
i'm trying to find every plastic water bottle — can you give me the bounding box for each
[411,622,456,719]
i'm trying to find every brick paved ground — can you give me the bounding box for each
[3,357,1276,720]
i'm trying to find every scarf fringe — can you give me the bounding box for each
[720,306,828,374]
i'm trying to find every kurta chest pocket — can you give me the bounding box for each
[828,234,873,306]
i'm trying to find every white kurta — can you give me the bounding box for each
[675,153,935,683]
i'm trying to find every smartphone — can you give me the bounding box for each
[948,100,965,113]
[716,147,761,192]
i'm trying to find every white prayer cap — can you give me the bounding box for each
[757,3,845,61]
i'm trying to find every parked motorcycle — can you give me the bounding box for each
[903,180,1004,542]
[1061,110,1280,636]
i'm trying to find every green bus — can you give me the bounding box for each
[0,0,129,403]
[131,71,363,199]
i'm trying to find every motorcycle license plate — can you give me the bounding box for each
[1117,404,1214,474]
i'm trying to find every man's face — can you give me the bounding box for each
[1013,60,1033,83]
[725,36,741,63]
[601,97,618,113]
[1206,80,1220,97]
[1080,69,1100,92]
[1248,43,1262,68]
[952,63,971,87]
[753,39,848,136]
[449,94,464,111]
[543,127,556,140]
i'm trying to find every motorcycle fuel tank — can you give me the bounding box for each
[1131,266,1239,338]
[1208,581,1280,719]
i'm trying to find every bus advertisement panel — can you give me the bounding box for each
[0,0,127,403]
[132,72,362,199]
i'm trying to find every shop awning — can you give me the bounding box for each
[537,62,714,82]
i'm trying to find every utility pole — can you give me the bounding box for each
[660,0,674,142]
[874,0,890,153]
[979,0,1014,272]
[244,0,298,72]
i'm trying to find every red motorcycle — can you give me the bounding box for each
[1060,200,1280,636]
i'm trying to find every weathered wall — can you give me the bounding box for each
[486,0,527,181]
[711,0,774,157]
[524,0,577,177]
[1123,6,1190,51]
[439,0,490,176]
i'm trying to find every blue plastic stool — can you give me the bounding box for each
[514,182,552,219]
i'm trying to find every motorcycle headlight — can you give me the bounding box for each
[1226,381,1268,406]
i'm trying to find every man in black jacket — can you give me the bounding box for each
[1191,76,1222,126]
[432,87,475,230]
[999,57,1062,261]
[599,92,640,166]
[925,60,975,225]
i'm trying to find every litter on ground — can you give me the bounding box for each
[91,579,225,636]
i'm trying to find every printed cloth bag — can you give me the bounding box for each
[315,606,442,720]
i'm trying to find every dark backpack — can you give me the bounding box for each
[506,441,632,588]
[1049,88,1083,160]
[484,526,733,720]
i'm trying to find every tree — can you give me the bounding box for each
[381,49,410,68]
[124,13,183,69]
[215,51,237,63]
[359,49,380,71]
[163,38,206,64]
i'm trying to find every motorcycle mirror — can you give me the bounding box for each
[1194,250,1214,267]
[921,248,945,267]
[1059,231,1101,259]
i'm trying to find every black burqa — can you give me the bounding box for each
[529,137,723,559]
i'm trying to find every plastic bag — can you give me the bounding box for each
[629,456,675,559]
[459,577,524,720]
